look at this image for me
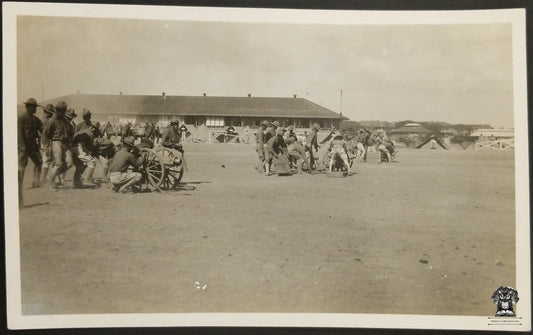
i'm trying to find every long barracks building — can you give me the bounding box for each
[38,93,347,130]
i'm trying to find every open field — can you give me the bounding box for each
[18,143,516,316]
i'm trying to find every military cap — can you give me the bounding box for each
[82,108,91,117]
[55,101,68,111]
[122,136,136,147]
[23,98,38,106]
[312,123,321,131]
[260,120,270,127]
[287,125,294,131]
[271,121,280,127]
[170,116,180,124]
[43,104,55,114]
[65,108,77,119]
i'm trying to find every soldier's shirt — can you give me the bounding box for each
[329,138,348,152]
[162,127,182,146]
[264,127,275,143]
[42,116,70,144]
[109,148,142,173]
[305,131,318,149]
[72,129,96,154]
[18,112,43,152]
[75,121,92,133]
[266,135,287,155]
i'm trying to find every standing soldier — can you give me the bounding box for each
[18,98,43,188]
[179,123,189,143]
[39,104,55,185]
[255,120,269,173]
[76,108,92,132]
[59,108,77,185]
[42,101,70,189]
[161,116,183,152]
[305,123,321,171]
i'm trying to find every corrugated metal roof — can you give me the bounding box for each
[37,94,347,119]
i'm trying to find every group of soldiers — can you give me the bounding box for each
[18,99,117,193]
[17,98,188,204]
[255,121,353,176]
[254,121,397,176]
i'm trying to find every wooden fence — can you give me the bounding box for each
[475,139,514,151]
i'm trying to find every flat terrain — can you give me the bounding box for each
[18,143,516,316]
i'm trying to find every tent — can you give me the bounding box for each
[416,135,447,149]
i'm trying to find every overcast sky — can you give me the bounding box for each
[17,16,514,127]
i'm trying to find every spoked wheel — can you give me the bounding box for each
[140,147,165,192]
[153,147,185,190]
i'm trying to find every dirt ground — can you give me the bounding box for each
[17,143,516,316]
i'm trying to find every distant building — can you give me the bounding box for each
[33,93,347,130]
[389,123,433,137]
[358,120,396,130]
[471,128,514,138]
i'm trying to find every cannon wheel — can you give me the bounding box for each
[153,147,184,190]
[140,147,165,192]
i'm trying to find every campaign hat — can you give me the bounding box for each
[271,121,280,127]
[122,136,135,147]
[82,108,91,117]
[260,120,270,127]
[43,104,55,114]
[23,98,38,106]
[55,101,68,111]
[65,108,77,119]
[312,123,321,131]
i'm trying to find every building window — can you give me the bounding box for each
[295,119,310,128]
[206,117,224,128]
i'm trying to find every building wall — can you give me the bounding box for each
[94,113,341,130]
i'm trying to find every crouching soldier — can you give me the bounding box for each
[328,134,352,174]
[109,136,145,193]
[285,136,310,174]
[71,124,99,188]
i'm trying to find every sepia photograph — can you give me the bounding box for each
[3,2,530,331]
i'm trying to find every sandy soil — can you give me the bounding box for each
[17,143,516,316]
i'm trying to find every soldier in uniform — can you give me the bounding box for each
[327,134,352,174]
[286,136,310,174]
[255,120,269,173]
[161,116,183,153]
[42,101,70,189]
[39,104,55,185]
[264,127,288,176]
[71,124,99,187]
[18,98,43,188]
[109,136,145,193]
[305,123,321,171]
[76,108,92,132]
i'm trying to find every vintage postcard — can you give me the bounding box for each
[3,2,530,331]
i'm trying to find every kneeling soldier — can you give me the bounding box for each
[109,136,145,193]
